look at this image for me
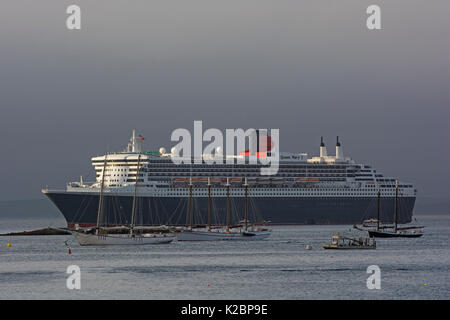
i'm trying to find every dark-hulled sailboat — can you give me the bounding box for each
[363,181,424,238]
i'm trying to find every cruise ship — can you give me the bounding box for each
[42,131,416,227]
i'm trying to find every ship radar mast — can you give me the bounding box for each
[126,129,144,153]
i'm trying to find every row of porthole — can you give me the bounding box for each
[149,193,398,196]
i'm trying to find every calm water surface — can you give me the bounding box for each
[0,215,448,299]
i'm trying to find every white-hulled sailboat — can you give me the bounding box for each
[72,154,175,246]
[176,177,271,241]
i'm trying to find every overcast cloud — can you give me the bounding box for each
[0,0,448,200]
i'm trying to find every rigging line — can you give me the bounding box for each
[118,196,125,225]
[249,195,263,223]
[152,196,160,226]
[117,196,128,225]
[72,194,94,224]
[135,196,141,226]
[211,196,218,226]
[398,191,406,223]
[191,197,198,225]
[107,196,112,227]
[249,196,259,223]
[361,196,376,222]
[172,197,184,226]
[147,196,153,226]
[173,198,184,226]
[174,198,188,226]
[216,194,226,226]
[185,185,190,226]
[72,193,89,223]
[158,197,171,226]
[210,194,219,226]
[110,195,116,226]
[199,197,206,225]
[102,196,108,227]
[167,197,184,226]
[96,154,108,230]
[152,197,160,225]
[230,196,240,225]
[154,198,167,225]
[247,195,254,224]
[140,196,145,226]
[200,196,208,225]
[109,195,116,226]
[130,154,141,230]
[210,187,220,226]
[157,197,164,226]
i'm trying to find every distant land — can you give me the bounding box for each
[0,196,448,221]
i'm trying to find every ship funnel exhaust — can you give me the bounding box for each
[320,136,327,157]
[335,136,344,159]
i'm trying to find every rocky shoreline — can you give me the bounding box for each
[0,227,71,236]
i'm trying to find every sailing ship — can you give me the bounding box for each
[355,181,424,238]
[72,154,175,246]
[176,177,271,241]
[322,233,376,250]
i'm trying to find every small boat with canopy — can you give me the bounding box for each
[323,232,376,250]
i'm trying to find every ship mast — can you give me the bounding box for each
[394,180,398,233]
[96,155,108,234]
[207,177,211,230]
[130,154,141,235]
[226,178,230,232]
[189,177,193,230]
[377,184,381,231]
[244,177,248,231]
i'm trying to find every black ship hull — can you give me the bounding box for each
[44,192,416,228]
[368,230,423,238]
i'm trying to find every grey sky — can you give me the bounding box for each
[0,0,449,200]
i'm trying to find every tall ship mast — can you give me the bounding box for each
[42,130,417,227]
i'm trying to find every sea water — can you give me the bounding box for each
[0,214,448,300]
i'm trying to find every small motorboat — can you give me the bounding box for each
[323,233,376,250]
